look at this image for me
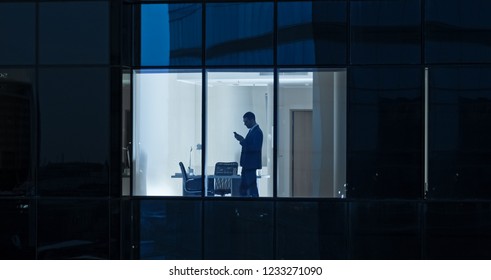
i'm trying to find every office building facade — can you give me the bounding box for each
[2,0,491,259]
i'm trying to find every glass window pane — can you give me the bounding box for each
[425,0,491,64]
[277,69,347,198]
[206,70,273,197]
[350,0,421,64]
[428,67,491,199]
[140,4,202,66]
[0,3,35,65]
[348,67,423,199]
[39,2,109,65]
[137,199,202,259]
[206,2,273,66]
[277,1,347,65]
[276,201,348,259]
[37,199,110,259]
[204,201,273,259]
[38,68,110,196]
[133,70,202,196]
[0,68,35,196]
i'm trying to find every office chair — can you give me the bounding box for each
[179,162,202,196]
[213,162,238,196]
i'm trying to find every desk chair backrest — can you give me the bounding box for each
[213,162,238,196]
[179,161,201,196]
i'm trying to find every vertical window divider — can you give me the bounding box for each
[424,67,429,199]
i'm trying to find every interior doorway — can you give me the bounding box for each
[291,110,313,196]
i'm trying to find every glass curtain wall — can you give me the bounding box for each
[133,70,202,196]
[206,70,274,197]
[277,69,347,198]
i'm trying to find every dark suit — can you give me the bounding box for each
[239,125,263,197]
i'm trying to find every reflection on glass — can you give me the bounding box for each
[428,67,491,199]
[206,3,274,65]
[140,4,202,66]
[277,69,347,198]
[425,0,491,63]
[350,0,421,64]
[122,71,132,196]
[348,67,423,199]
[39,2,109,65]
[133,70,202,196]
[0,69,34,196]
[206,71,273,197]
[0,3,36,65]
[277,1,347,65]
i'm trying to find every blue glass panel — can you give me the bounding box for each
[140,4,202,66]
[425,202,491,259]
[138,199,202,259]
[206,2,273,66]
[277,1,347,65]
[37,199,110,259]
[0,68,35,196]
[0,199,35,259]
[276,201,348,259]
[0,3,35,65]
[39,2,109,65]
[204,201,273,259]
[350,0,421,64]
[38,68,110,196]
[350,201,421,259]
[348,67,423,198]
[426,0,491,64]
[428,67,491,199]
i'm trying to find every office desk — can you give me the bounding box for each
[172,173,268,196]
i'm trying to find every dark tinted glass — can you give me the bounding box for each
[350,0,421,64]
[137,199,201,259]
[0,69,35,196]
[348,67,423,199]
[39,2,109,65]
[0,3,35,65]
[37,199,110,259]
[0,199,35,259]
[350,201,421,259]
[428,67,491,199]
[277,1,347,65]
[139,4,202,66]
[425,0,491,64]
[38,68,110,196]
[276,201,348,259]
[425,202,491,259]
[204,200,273,259]
[206,2,273,66]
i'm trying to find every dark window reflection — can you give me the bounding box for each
[138,199,202,259]
[39,2,109,65]
[428,67,491,199]
[37,199,110,260]
[139,4,202,66]
[350,201,421,259]
[0,199,35,260]
[0,3,35,65]
[425,202,491,259]
[277,1,347,65]
[348,67,423,199]
[38,68,110,196]
[204,201,273,259]
[350,0,421,64]
[276,201,348,259]
[426,0,491,63]
[206,2,273,65]
[0,69,35,196]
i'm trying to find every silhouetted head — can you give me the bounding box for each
[243,112,256,129]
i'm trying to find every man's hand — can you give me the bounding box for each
[234,131,244,141]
